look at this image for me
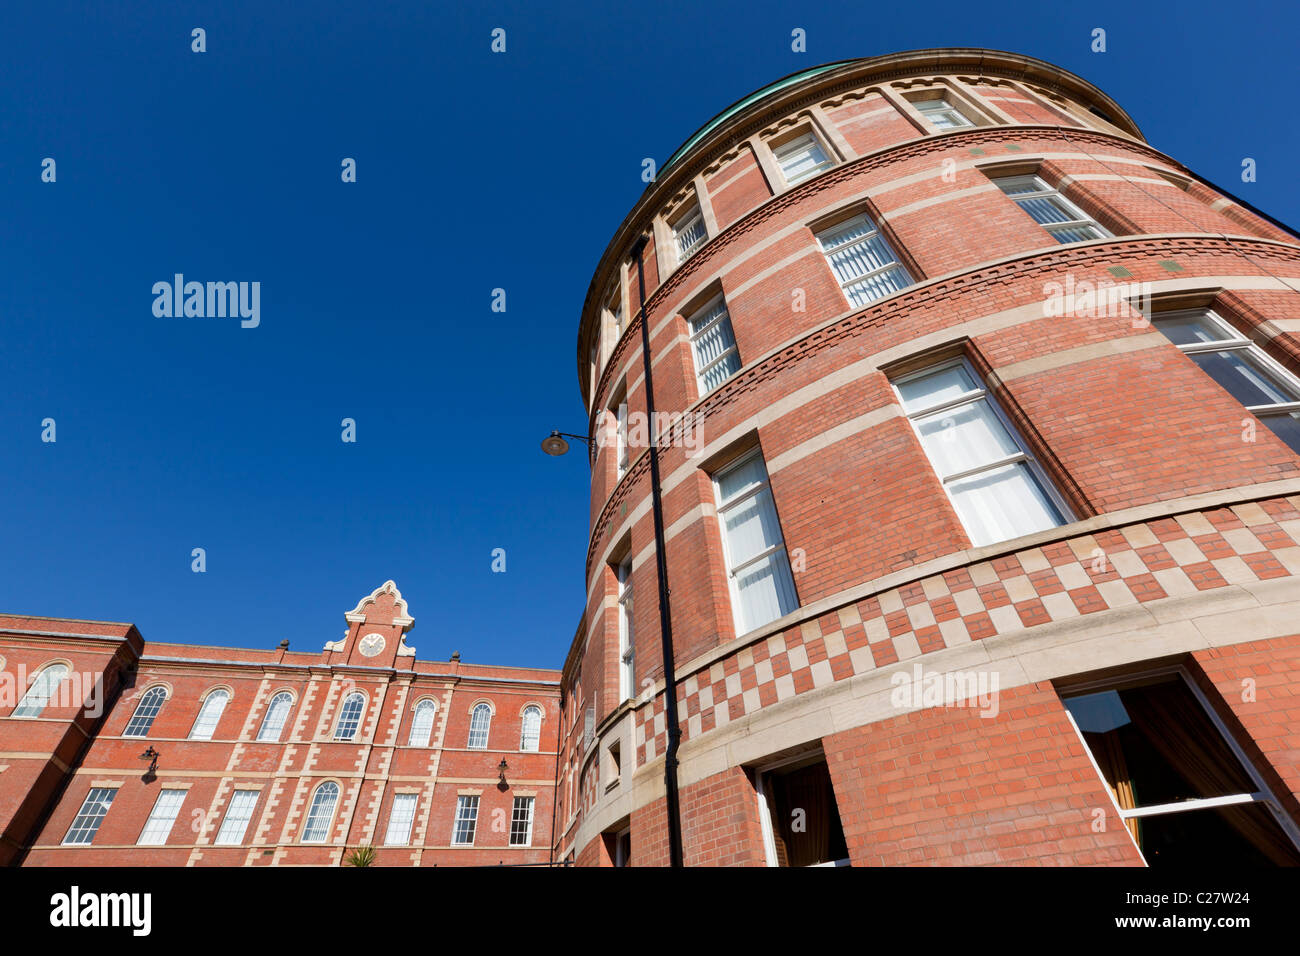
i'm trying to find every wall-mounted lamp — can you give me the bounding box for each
[139,746,160,775]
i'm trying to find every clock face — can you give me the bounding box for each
[358,633,386,657]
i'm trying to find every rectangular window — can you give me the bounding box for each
[1062,670,1300,866]
[893,358,1070,547]
[214,790,260,846]
[756,755,850,867]
[614,826,632,867]
[687,296,741,394]
[452,795,479,845]
[384,793,419,846]
[772,131,832,186]
[1151,309,1300,454]
[816,215,912,309]
[63,788,117,845]
[509,796,535,846]
[613,400,629,479]
[617,557,635,702]
[713,451,798,634]
[672,204,707,264]
[137,789,186,846]
[993,174,1110,243]
[914,95,974,130]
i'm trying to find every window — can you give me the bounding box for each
[713,451,798,635]
[687,296,741,394]
[1151,309,1300,454]
[613,399,629,479]
[509,796,535,846]
[772,131,833,186]
[914,95,974,130]
[520,705,542,752]
[257,692,293,742]
[334,692,366,741]
[617,557,635,702]
[756,755,850,867]
[384,793,419,846]
[893,358,1070,547]
[613,826,632,867]
[62,788,117,845]
[1062,670,1300,866]
[452,795,479,845]
[468,703,492,749]
[188,689,229,740]
[816,215,912,309]
[409,699,437,747]
[137,789,186,846]
[993,174,1110,243]
[214,790,260,845]
[672,203,707,264]
[123,686,167,737]
[13,663,69,717]
[301,782,340,843]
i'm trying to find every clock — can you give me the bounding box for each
[358,633,386,658]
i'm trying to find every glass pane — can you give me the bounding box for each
[1190,350,1299,407]
[947,461,1063,546]
[915,399,1021,479]
[818,216,875,251]
[692,310,736,367]
[1046,224,1103,243]
[1017,195,1073,225]
[1262,410,1300,455]
[722,488,784,566]
[735,550,797,632]
[700,350,741,393]
[826,232,898,284]
[896,364,979,414]
[1152,313,1231,347]
[717,454,767,504]
[996,177,1044,196]
[843,265,909,307]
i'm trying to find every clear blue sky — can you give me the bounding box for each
[1,1,1295,667]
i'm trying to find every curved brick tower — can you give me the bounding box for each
[555,49,1300,868]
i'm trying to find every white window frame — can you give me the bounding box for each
[334,692,366,741]
[256,692,294,743]
[301,781,340,843]
[711,450,799,636]
[509,796,535,847]
[137,788,187,846]
[671,202,708,264]
[62,788,117,845]
[1152,308,1300,442]
[123,686,168,738]
[12,663,69,718]
[384,792,419,846]
[468,703,492,749]
[613,399,629,480]
[452,795,480,845]
[188,689,230,741]
[753,752,852,868]
[892,356,1073,547]
[408,699,437,748]
[913,95,975,130]
[617,557,635,702]
[520,705,543,752]
[214,789,260,846]
[771,129,834,187]
[993,173,1111,243]
[815,214,913,310]
[1060,666,1300,863]
[613,825,632,867]
[687,294,741,395]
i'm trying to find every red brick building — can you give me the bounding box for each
[555,48,1300,867]
[0,580,559,866]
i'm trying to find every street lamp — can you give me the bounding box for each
[540,233,686,868]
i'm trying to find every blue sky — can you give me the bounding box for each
[1,1,1295,667]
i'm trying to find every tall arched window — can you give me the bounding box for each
[189,689,229,740]
[468,703,492,749]
[408,700,436,747]
[13,663,70,717]
[257,692,294,742]
[123,687,168,737]
[334,692,366,741]
[301,781,340,843]
[520,705,542,752]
